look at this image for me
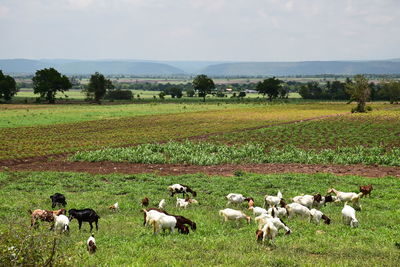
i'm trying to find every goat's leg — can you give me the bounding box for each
[95,220,98,231]
[89,222,93,232]
[78,220,82,230]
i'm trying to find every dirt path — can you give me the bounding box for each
[5,160,400,178]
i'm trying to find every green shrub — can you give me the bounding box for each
[106,90,133,100]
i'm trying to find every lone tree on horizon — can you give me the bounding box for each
[85,72,114,103]
[32,68,72,104]
[192,74,215,102]
[256,77,282,101]
[346,74,371,113]
[0,70,18,102]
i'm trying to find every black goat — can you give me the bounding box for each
[68,208,100,231]
[50,193,67,208]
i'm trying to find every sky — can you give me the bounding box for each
[0,0,399,62]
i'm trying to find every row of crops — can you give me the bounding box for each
[70,141,400,166]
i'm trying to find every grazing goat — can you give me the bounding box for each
[109,202,119,212]
[255,215,291,234]
[226,193,251,206]
[219,208,251,224]
[247,198,255,208]
[176,197,197,209]
[286,203,312,220]
[54,215,70,233]
[267,206,288,218]
[143,208,195,233]
[327,188,363,210]
[341,203,359,228]
[68,209,100,231]
[141,197,149,207]
[29,208,66,227]
[50,193,67,208]
[309,209,331,225]
[150,214,178,235]
[158,199,166,209]
[87,234,97,254]
[292,194,328,209]
[264,191,283,208]
[248,206,268,216]
[168,184,197,198]
[359,184,373,197]
[256,221,278,245]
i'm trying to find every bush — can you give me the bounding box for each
[106,90,133,100]
[0,221,77,266]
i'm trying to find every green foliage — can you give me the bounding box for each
[70,141,400,166]
[0,223,77,266]
[186,88,195,97]
[106,90,133,100]
[0,70,18,101]
[193,74,215,102]
[382,80,400,104]
[85,72,114,103]
[256,77,282,101]
[164,87,183,98]
[0,171,399,266]
[32,68,72,104]
[158,91,166,99]
[346,75,371,113]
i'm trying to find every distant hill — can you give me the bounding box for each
[0,59,185,75]
[1,58,400,76]
[201,60,400,76]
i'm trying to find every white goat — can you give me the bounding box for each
[143,209,165,227]
[248,206,268,216]
[341,203,359,228]
[286,203,311,220]
[109,202,119,212]
[292,195,315,209]
[267,206,288,218]
[87,234,97,254]
[219,208,251,224]
[256,221,278,244]
[255,214,291,235]
[327,188,363,210]
[150,214,177,234]
[54,214,69,232]
[226,193,248,206]
[176,198,189,209]
[309,209,331,225]
[158,199,166,209]
[264,191,283,208]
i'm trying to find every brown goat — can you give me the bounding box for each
[29,208,66,227]
[359,184,373,197]
[141,197,149,207]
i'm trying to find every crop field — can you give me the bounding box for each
[206,107,400,149]
[0,103,359,160]
[0,171,399,266]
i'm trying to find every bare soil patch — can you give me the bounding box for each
[4,160,400,178]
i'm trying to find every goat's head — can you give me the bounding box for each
[322,214,331,225]
[313,193,322,202]
[279,199,287,207]
[256,230,263,242]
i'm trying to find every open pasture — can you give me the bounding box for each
[0,103,357,160]
[0,171,399,266]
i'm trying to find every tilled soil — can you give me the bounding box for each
[4,159,400,178]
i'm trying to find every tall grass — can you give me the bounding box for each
[70,141,400,166]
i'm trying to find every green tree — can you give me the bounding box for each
[192,74,215,102]
[256,77,282,101]
[85,72,114,103]
[0,70,18,101]
[186,88,195,97]
[32,68,72,104]
[346,74,371,113]
[382,80,400,104]
[167,87,183,98]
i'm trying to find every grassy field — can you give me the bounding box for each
[0,171,399,266]
[0,103,359,160]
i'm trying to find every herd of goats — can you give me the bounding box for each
[28,183,374,253]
